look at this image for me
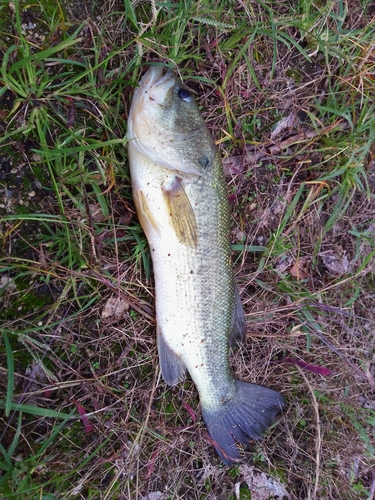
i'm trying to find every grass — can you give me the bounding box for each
[1,0,375,498]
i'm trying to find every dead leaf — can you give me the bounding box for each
[101,296,129,321]
[72,401,94,433]
[290,256,310,280]
[0,109,9,121]
[139,493,166,500]
[276,253,294,273]
[236,465,290,500]
[282,358,334,375]
[222,155,244,176]
[183,401,196,424]
[232,226,246,243]
[0,275,15,290]
[319,249,349,275]
[88,203,105,222]
[270,113,296,140]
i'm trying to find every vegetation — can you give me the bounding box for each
[1,0,374,498]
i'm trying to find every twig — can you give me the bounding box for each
[267,120,349,155]
[298,366,321,500]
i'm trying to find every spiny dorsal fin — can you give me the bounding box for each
[162,176,198,248]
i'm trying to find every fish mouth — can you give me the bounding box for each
[140,66,173,87]
[152,68,175,88]
[138,66,176,104]
[128,66,176,140]
[138,66,163,91]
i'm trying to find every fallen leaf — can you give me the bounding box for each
[145,447,160,479]
[222,155,244,176]
[282,358,334,375]
[101,296,129,320]
[276,253,294,273]
[0,276,16,290]
[290,256,310,280]
[270,113,296,140]
[139,493,166,500]
[43,388,54,398]
[319,249,349,275]
[88,203,105,222]
[72,401,94,433]
[237,465,290,500]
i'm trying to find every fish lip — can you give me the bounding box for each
[153,68,175,88]
[140,66,171,88]
[139,66,163,90]
[139,66,174,93]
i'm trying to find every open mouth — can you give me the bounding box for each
[137,66,175,106]
[152,68,174,88]
[139,66,175,96]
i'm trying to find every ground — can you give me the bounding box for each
[0,1,375,499]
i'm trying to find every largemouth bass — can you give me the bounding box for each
[127,66,284,465]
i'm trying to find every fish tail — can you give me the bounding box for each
[201,380,284,465]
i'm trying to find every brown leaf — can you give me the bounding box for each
[290,256,310,280]
[101,296,129,321]
[319,249,349,275]
[270,113,297,140]
[88,203,105,222]
[238,465,290,500]
[276,253,294,273]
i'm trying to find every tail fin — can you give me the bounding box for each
[201,380,284,465]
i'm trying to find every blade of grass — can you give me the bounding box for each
[3,332,14,417]
[0,401,75,419]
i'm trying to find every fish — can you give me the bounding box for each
[127,66,284,465]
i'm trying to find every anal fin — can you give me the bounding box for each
[157,325,187,386]
[162,176,198,248]
[229,287,246,347]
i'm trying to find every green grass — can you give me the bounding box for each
[1,0,375,498]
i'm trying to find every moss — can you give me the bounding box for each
[14,204,30,215]
[286,67,301,83]
[30,163,50,186]
[0,277,54,322]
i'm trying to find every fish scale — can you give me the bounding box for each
[127,66,284,464]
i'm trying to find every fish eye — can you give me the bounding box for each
[178,88,193,102]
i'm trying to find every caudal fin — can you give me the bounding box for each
[201,380,284,465]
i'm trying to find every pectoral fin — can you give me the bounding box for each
[162,176,198,248]
[133,189,162,238]
[229,287,246,346]
[157,326,187,386]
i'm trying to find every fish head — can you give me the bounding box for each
[127,66,216,177]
